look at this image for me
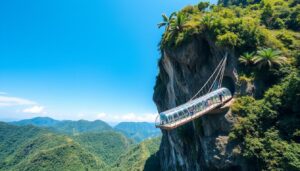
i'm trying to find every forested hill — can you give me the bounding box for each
[153,0,299,170]
[10,117,160,143]
[10,117,60,127]
[114,122,161,142]
[0,122,161,171]
[73,131,133,166]
[0,122,107,171]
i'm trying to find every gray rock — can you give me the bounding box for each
[153,36,250,171]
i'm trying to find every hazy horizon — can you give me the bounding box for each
[2,116,156,128]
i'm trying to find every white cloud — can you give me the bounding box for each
[0,95,46,115]
[96,113,107,119]
[0,92,7,95]
[0,96,36,107]
[95,112,157,123]
[22,105,45,114]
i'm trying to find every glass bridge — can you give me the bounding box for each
[155,87,232,130]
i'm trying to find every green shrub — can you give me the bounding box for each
[287,5,300,31]
[216,32,239,47]
[276,32,294,49]
[261,4,273,27]
[182,5,197,14]
[272,18,285,29]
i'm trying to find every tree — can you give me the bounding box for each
[201,14,220,31]
[253,48,287,69]
[169,12,188,33]
[261,4,274,28]
[201,15,214,30]
[198,2,210,11]
[239,52,255,66]
[287,6,300,31]
[157,12,177,31]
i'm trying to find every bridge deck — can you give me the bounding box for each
[207,98,234,114]
[156,98,233,130]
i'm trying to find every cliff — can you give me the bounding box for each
[153,36,245,171]
[153,1,300,170]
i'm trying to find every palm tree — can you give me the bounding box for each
[169,12,188,32]
[239,52,255,66]
[157,12,177,31]
[253,48,287,69]
[201,15,216,30]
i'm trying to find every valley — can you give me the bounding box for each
[0,118,161,171]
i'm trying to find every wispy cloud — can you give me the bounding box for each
[0,92,7,95]
[96,112,157,123]
[0,96,36,107]
[0,94,156,123]
[0,94,47,117]
[22,105,45,114]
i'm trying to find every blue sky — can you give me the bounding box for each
[0,0,213,123]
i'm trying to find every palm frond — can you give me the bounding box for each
[239,52,255,65]
[162,14,169,22]
[157,22,167,28]
[254,48,286,69]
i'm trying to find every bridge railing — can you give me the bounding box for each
[155,115,161,127]
[155,89,232,128]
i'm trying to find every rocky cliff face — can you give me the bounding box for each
[153,35,249,171]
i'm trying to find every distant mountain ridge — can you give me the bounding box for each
[10,117,59,127]
[53,120,113,135]
[10,117,161,142]
[10,117,113,135]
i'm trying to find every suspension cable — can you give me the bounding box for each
[208,56,227,93]
[189,57,224,101]
[218,58,226,88]
[189,53,227,101]
[216,55,227,89]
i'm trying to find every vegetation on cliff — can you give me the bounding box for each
[230,72,300,170]
[159,0,299,54]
